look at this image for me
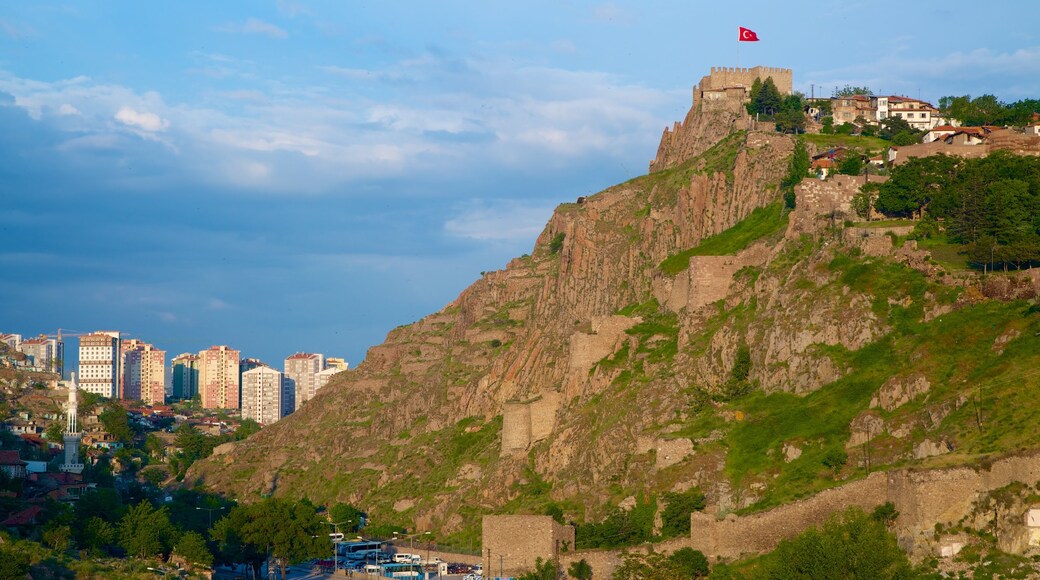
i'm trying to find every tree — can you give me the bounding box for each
[329,502,364,532]
[79,516,117,556]
[660,489,706,538]
[174,531,214,569]
[76,487,124,524]
[118,500,179,559]
[144,432,165,459]
[238,498,327,579]
[234,418,261,440]
[834,85,872,97]
[45,420,65,444]
[753,77,782,116]
[99,401,134,443]
[568,559,593,580]
[0,546,30,580]
[762,507,912,579]
[518,557,559,580]
[211,508,266,576]
[669,548,709,578]
[838,153,864,176]
[782,141,811,209]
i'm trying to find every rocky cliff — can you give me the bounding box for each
[187,86,1040,551]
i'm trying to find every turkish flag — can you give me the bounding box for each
[739,27,760,42]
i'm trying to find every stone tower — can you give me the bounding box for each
[60,372,84,474]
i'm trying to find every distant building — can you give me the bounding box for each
[286,352,325,411]
[888,96,941,130]
[0,333,21,350]
[18,335,63,374]
[0,450,27,479]
[316,366,342,391]
[120,339,166,404]
[199,346,240,410]
[171,353,201,400]
[326,357,349,371]
[78,331,121,398]
[241,364,290,425]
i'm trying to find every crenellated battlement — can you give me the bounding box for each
[694,65,793,107]
[710,66,792,75]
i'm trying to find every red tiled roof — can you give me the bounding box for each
[286,353,320,360]
[0,450,26,466]
[1,505,42,526]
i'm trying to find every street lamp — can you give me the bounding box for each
[196,505,225,528]
[424,531,432,578]
[327,519,351,575]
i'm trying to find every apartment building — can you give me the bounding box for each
[199,345,240,410]
[19,336,63,374]
[286,352,324,411]
[241,364,290,425]
[78,332,120,397]
[171,353,201,400]
[121,339,166,404]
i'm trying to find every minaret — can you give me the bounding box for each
[59,372,84,474]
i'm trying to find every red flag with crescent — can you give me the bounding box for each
[739,27,760,42]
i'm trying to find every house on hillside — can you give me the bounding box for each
[926,125,994,145]
[0,450,27,479]
[888,96,942,130]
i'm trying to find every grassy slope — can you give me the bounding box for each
[801,133,891,152]
[660,200,789,276]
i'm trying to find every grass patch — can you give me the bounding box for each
[801,133,890,152]
[660,200,788,276]
[915,236,971,270]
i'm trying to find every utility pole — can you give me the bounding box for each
[499,554,504,580]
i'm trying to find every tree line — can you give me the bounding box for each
[864,152,1040,269]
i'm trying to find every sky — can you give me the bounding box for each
[2,1,1038,370]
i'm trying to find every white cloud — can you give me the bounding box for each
[115,106,169,131]
[591,3,631,24]
[444,200,555,242]
[0,19,35,39]
[0,52,680,193]
[216,18,288,39]
[805,46,1040,100]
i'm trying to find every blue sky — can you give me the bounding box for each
[2,1,1038,369]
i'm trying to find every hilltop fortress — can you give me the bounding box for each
[693,65,793,108]
[651,65,793,172]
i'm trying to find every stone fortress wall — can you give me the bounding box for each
[685,451,1040,561]
[694,66,793,106]
[481,515,575,576]
[501,392,563,456]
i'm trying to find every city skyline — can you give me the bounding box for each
[2,1,1038,366]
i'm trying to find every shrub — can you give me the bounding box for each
[549,233,565,254]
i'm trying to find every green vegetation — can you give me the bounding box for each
[801,132,890,151]
[549,232,566,255]
[759,507,913,579]
[873,152,1040,269]
[660,201,788,276]
[747,77,805,134]
[781,140,810,209]
[659,488,706,538]
[575,495,656,549]
[568,558,593,580]
[612,549,709,579]
[939,94,1040,126]
[638,131,747,208]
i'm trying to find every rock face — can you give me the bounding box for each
[184,80,1025,547]
[187,96,806,528]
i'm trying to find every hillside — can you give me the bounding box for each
[187,86,1040,555]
